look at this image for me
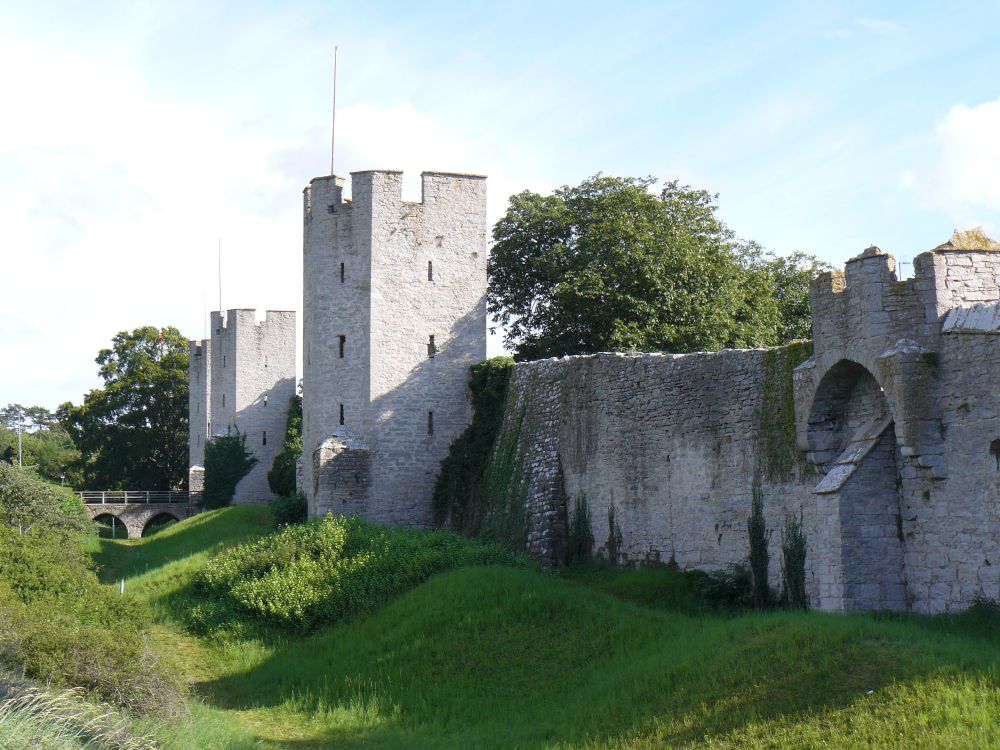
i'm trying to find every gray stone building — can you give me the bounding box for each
[301,170,488,524]
[189,308,296,504]
[497,230,1000,614]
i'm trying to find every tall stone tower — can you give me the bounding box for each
[189,308,297,503]
[302,170,488,525]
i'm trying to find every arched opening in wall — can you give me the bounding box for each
[93,513,128,539]
[142,513,179,538]
[808,359,906,611]
[807,360,890,470]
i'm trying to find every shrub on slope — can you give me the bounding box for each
[0,466,182,716]
[188,515,527,633]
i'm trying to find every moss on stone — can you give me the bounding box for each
[760,341,814,483]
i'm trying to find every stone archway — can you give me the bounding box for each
[141,512,180,537]
[93,513,128,539]
[808,360,907,611]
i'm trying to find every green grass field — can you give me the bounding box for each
[85,507,1000,749]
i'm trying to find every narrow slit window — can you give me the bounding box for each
[263,431,267,446]
[339,403,345,426]
[223,355,226,368]
[428,260,433,281]
[222,394,225,407]
[340,262,345,283]
[339,335,346,358]
[427,410,434,435]
[428,335,436,358]
[263,395,268,407]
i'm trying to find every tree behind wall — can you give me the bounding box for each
[488,174,827,360]
[60,326,189,490]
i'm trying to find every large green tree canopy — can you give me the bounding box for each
[61,326,189,490]
[488,175,828,360]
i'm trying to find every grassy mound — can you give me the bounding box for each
[187,514,527,633]
[89,506,1000,749]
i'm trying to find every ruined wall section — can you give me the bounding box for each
[367,171,488,525]
[500,350,817,593]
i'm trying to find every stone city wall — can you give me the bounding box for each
[495,346,818,595]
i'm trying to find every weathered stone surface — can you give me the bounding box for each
[496,232,1000,614]
[188,309,297,504]
[301,171,487,525]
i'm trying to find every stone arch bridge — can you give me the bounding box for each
[79,491,201,539]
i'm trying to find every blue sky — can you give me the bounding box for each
[3,1,1000,408]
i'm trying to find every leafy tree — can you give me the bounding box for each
[0,404,80,484]
[203,432,257,509]
[268,394,303,498]
[0,463,85,535]
[61,327,189,490]
[764,251,831,342]
[489,175,825,359]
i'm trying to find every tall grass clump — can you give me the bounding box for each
[187,515,528,633]
[0,686,156,750]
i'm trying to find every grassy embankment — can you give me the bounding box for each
[87,506,1000,749]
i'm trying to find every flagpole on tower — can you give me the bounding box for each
[217,238,222,313]
[330,45,338,176]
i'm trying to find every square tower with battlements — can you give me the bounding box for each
[189,308,297,504]
[302,170,488,525]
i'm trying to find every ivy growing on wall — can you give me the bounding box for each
[473,406,530,549]
[432,357,516,531]
[760,340,814,482]
[267,394,302,498]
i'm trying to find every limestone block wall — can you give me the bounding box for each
[302,170,487,526]
[188,341,210,471]
[497,349,818,595]
[188,309,297,505]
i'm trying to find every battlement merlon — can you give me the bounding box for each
[810,231,1000,348]
[205,309,297,337]
[303,171,487,218]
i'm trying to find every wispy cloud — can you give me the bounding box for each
[902,97,1000,232]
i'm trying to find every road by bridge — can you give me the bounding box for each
[79,491,202,539]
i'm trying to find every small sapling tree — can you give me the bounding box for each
[203,432,257,509]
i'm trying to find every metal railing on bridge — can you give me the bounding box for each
[78,491,201,505]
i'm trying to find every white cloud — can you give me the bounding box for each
[902,97,1000,231]
[0,36,531,406]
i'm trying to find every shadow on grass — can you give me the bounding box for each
[185,566,1000,749]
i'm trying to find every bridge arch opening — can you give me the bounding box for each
[142,512,180,538]
[93,513,128,539]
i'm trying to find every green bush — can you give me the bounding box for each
[268,395,302,498]
[270,492,307,527]
[203,432,257,509]
[189,515,527,633]
[0,467,183,716]
[432,357,514,528]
